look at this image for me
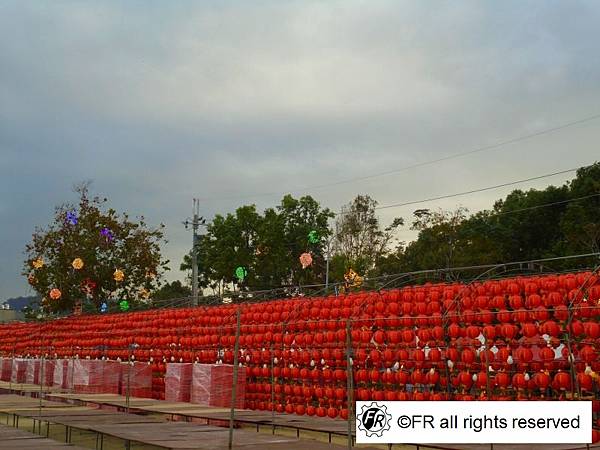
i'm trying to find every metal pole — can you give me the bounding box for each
[38,340,44,426]
[39,348,45,415]
[192,199,199,307]
[126,347,132,414]
[228,308,241,450]
[9,342,15,394]
[346,319,354,450]
[325,239,331,291]
[270,342,275,435]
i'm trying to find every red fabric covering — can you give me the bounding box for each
[52,359,72,389]
[119,362,153,398]
[190,364,246,408]
[25,359,40,384]
[11,358,27,383]
[0,358,12,381]
[41,360,55,386]
[165,363,192,402]
[72,360,121,394]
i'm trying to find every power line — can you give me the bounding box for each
[197,112,600,203]
[187,165,596,250]
[491,192,600,217]
[367,167,581,213]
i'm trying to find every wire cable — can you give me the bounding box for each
[196,113,600,203]
[368,167,581,213]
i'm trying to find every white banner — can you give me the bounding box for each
[355,401,592,444]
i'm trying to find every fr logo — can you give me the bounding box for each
[357,402,392,437]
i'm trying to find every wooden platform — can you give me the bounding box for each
[2,382,599,450]
[0,393,369,449]
[0,422,89,449]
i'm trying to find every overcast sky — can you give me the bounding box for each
[1,1,599,300]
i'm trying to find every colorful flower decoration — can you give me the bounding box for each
[81,279,97,295]
[139,287,150,300]
[119,300,129,311]
[308,230,320,244]
[113,269,125,282]
[235,266,247,282]
[27,274,36,285]
[344,268,363,289]
[66,211,78,225]
[32,258,44,269]
[145,270,156,279]
[299,252,313,269]
[72,258,84,270]
[49,288,62,300]
[100,302,108,313]
[100,227,114,242]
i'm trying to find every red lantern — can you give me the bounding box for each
[553,371,571,390]
[533,371,550,389]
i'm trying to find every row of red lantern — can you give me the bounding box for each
[9,311,600,354]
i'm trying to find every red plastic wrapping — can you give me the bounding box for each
[11,358,27,383]
[25,359,40,384]
[41,360,55,386]
[120,362,153,398]
[190,364,246,408]
[165,363,192,402]
[52,359,72,389]
[73,360,121,394]
[104,361,122,394]
[0,358,12,381]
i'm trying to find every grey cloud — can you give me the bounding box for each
[1,0,599,298]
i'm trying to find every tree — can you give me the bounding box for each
[152,280,191,302]
[402,207,469,271]
[332,195,402,277]
[559,163,600,255]
[272,194,334,286]
[23,184,168,313]
[378,162,600,277]
[181,195,334,294]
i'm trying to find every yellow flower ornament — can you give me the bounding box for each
[114,269,125,282]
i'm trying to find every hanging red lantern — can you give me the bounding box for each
[533,371,550,390]
[458,371,472,388]
[512,373,527,389]
[475,371,488,389]
[540,320,560,337]
[373,330,386,345]
[577,372,593,392]
[539,347,555,363]
[494,372,510,388]
[579,345,597,364]
[461,348,476,365]
[553,371,571,390]
[521,323,537,338]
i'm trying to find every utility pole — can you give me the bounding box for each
[183,199,205,307]
[325,235,334,291]
[325,239,331,290]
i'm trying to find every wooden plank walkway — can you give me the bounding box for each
[0,393,372,449]
[0,423,89,449]
[2,383,599,450]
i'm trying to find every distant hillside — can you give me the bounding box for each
[2,295,39,311]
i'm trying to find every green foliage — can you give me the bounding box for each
[559,163,600,255]
[183,194,334,292]
[333,195,403,277]
[180,163,599,296]
[152,280,191,301]
[23,184,169,313]
[376,162,600,275]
